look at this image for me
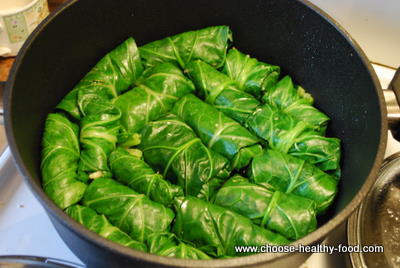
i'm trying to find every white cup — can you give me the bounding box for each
[0,0,49,57]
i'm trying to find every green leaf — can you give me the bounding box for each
[83,178,174,243]
[214,175,317,240]
[173,196,290,257]
[248,149,338,213]
[173,94,261,170]
[222,48,280,97]
[138,114,231,200]
[109,148,183,206]
[140,26,232,68]
[41,113,87,209]
[114,62,195,140]
[147,232,211,259]
[66,205,147,252]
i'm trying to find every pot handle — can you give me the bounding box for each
[385,67,400,140]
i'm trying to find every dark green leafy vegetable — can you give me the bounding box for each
[66,205,147,252]
[114,62,195,142]
[41,113,87,209]
[186,60,261,124]
[147,232,211,259]
[248,149,338,213]
[247,105,341,171]
[83,178,174,242]
[139,114,231,200]
[139,26,232,69]
[222,48,280,97]
[214,175,317,240]
[109,147,183,206]
[173,196,290,257]
[263,76,329,132]
[173,94,262,170]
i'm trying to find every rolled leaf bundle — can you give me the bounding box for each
[139,114,231,200]
[41,113,87,209]
[109,148,183,206]
[83,178,174,242]
[248,149,338,213]
[186,60,260,124]
[173,196,290,257]
[214,175,317,240]
[147,232,211,259]
[263,76,329,132]
[173,94,262,170]
[222,48,280,97]
[57,37,144,119]
[66,205,147,252]
[114,62,195,142]
[139,26,232,68]
[247,105,341,171]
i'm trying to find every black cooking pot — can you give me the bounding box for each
[4,0,386,267]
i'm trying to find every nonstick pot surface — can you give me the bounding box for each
[4,0,387,267]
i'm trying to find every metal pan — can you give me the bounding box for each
[3,0,388,267]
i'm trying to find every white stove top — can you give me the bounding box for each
[0,64,397,267]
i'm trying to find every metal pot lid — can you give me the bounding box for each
[0,255,84,268]
[348,154,400,267]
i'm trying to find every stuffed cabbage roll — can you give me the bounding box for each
[66,205,147,252]
[248,149,338,213]
[109,148,183,206]
[214,175,317,240]
[147,232,211,259]
[263,76,330,133]
[173,94,262,170]
[139,26,232,69]
[83,178,174,242]
[139,114,231,200]
[114,62,195,144]
[41,113,87,209]
[222,48,280,97]
[173,196,290,257]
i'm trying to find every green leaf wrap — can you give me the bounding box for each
[186,60,261,124]
[139,114,231,200]
[222,48,280,97]
[83,178,174,242]
[114,62,195,141]
[147,232,211,259]
[66,205,147,252]
[109,148,183,206]
[263,76,330,132]
[173,94,262,170]
[173,196,290,257]
[41,113,87,209]
[214,175,317,240]
[248,149,338,213]
[140,26,232,68]
[247,105,341,171]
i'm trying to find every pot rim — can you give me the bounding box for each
[4,0,388,266]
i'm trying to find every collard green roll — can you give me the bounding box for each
[41,113,87,209]
[114,62,195,143]
[147,232,211,259]
[83,178,174,243]
[222,48,280,97]
[248,149,338,213]
[173,196,290,257]
[139,114,231,200]
[263,76,329,133]
[139,26,232,68]
[66,205,147,252]
[214,175,317,240]
[173,94,262,170]
[109,148,183,206]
